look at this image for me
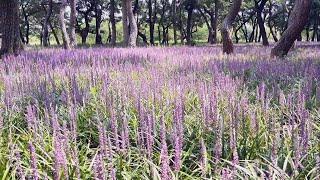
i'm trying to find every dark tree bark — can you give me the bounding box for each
[213,0,219,44]
[42,0,53,47]
[58,0,71,50]
[0,0,23,57]
[94,2,103,45]
[138,31,149,45]
[186,0,196,46]
[21,4,30,44]
[172,0,178,44]
[198,8,212,43]
[148,0,155,45]
[221,0,242,54]
[312,17,318,41]
[305,23,310,41]
[199,0,219,44]
[179,5,184,44]
[159,0,168,45]
[255,0,269,46]
[122,0,129,45]
[249,18,256,42]
[70,0,77,47]
[77,4,94,45]
[81,17,90,44]
[271,0,311,57]
[267,1,278,42]
[110,0,117,46]
[49,21,61,45]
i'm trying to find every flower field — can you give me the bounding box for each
[0,45,320,179]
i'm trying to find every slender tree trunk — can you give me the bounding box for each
[271,0,311,57]
[268,1,278,42]
[110,0,117,46]
[49,21,60,45]
[249,18,256,42]
[21,5,30,44]
[158,23,161,44]
[179,7,184,44]
[199,8,212,44]
[269,24,278,42]
[172,0,178,44]
[20,28,26,44]
[255,0,269,46]
[221,0,242,54]
[69,0,77,47]
[58,0,71,50]
[0,0,23,56]
[213,0,219,43]
[42,0,53,47]
[138,31,149,45]
[312,18,318,41]
[186,1,195,46]
[80,16,90,44]
[161,25,167,45]
[148,0,155,45]
[122,0,129,45]
[95,3,103,45]
[306,23,310,41]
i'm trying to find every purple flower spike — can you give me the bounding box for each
[160,116,170,180]
[28,141,39,180]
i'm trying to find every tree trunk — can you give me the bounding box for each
[312,18,318,41]
[0,0,23,56]
[42,0,53,47]
[221,0,242,54]
[255,0,269,46]
[271,0,311,57]
[110,0,117,46]
[69,0,77,47]
[95,3,103,45]
[49,21,60,45]
[138,31,149,45]
[305,23,310,41]
[249,18,256,42]
[186,1,195,46]
[213,0,219,43]
[122,0,129,45]
[268,2,278,42]
[21,4,30,44]
[59,0,71,50]
[148,0,155,45]
[179,7,184,44]
[127,0,138,47]
[80,16,90,44]
[172,0,177,44]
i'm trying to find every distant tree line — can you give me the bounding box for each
[0,0,318,57]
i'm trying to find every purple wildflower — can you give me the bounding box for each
[160,116,170,180]
[173,91,184,172]
[109,107,119,151]
[15,150,25,179]
[28,141,38,180]
[98,120,107,158]
[0,109,3,131]
[200,137,207,176]
[93,153,106,180]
